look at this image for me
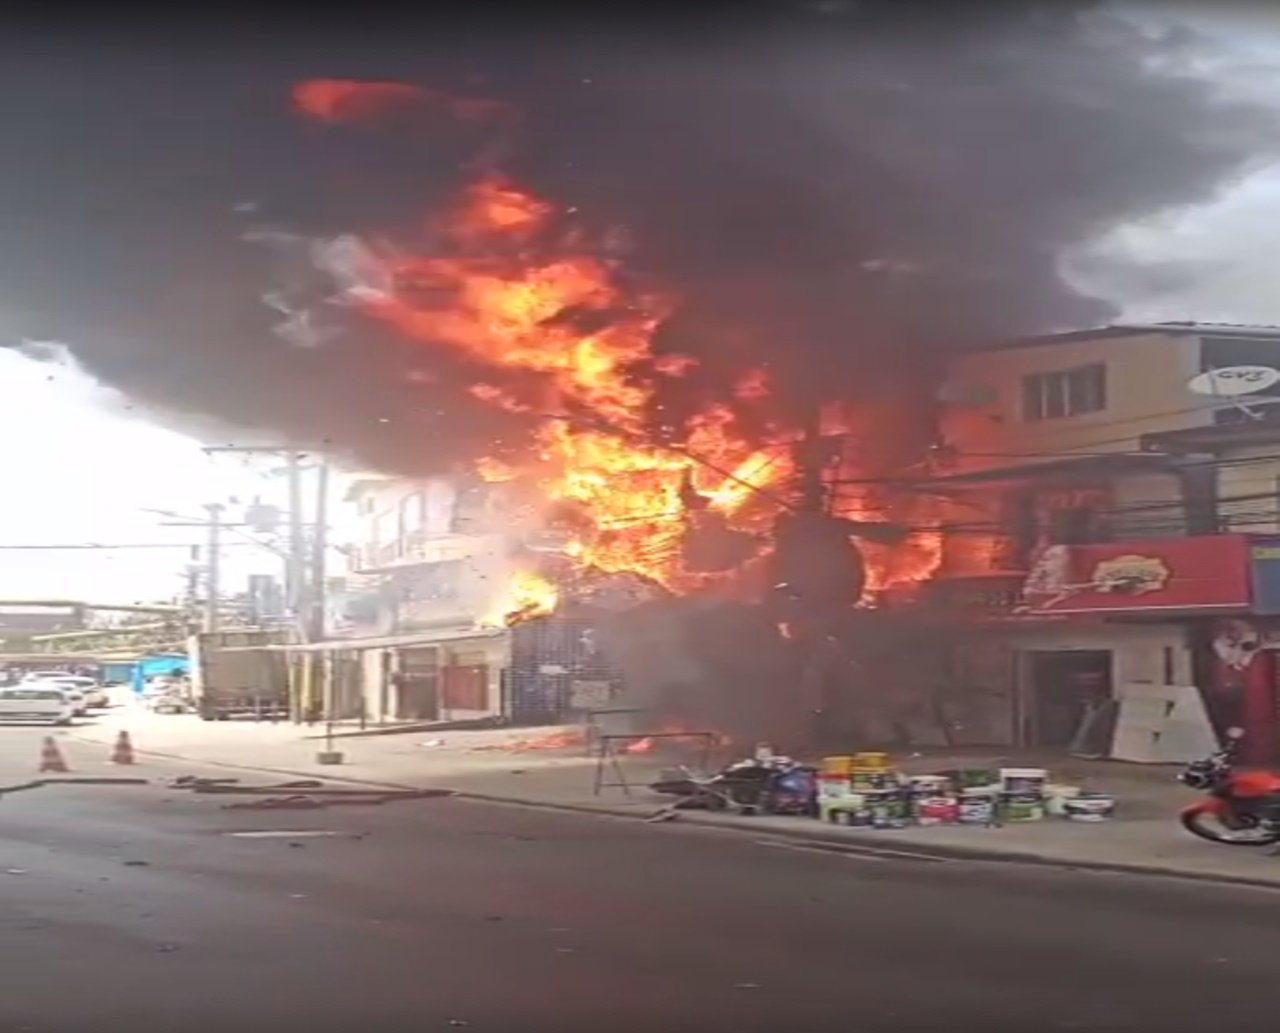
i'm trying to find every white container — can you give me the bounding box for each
[1000,767,1048,796]
[1064,794,1116,822]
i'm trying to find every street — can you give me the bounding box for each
[2,725,1280,1032]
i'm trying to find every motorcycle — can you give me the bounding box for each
[1179,727,1280,846]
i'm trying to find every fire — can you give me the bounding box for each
[323,159,789,590]
[479,570,560,628]
[294,80,937,610]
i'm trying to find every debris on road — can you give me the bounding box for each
[123,860,150,867]
[171,776,240,789]
[0,777,149,798]
[222,796,328,811]
[225,830,345,839]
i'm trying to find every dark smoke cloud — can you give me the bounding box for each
[0,2,1274,473]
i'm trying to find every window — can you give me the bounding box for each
[1022,364,1107,421]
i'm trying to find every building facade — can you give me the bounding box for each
[925,322,1280,762]
[314,474,517,725]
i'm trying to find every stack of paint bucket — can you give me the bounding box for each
[850,753,907,828]
[817,755,858,822]
[998,767,1048,823]
[906,774,959,825]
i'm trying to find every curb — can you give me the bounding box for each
[454,792,1280,891]
[63,735,1280,892]
[65,735,418,793]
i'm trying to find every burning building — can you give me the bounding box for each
[6,6,1278,746]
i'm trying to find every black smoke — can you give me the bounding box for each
[0,2,1274,471]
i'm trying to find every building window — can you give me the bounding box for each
[1022,364,1107,422]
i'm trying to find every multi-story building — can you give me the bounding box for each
[322,473,515,724]
[921,322,1280,762]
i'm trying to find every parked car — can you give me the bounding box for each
[42,675,108,709]
[0,686,75,725]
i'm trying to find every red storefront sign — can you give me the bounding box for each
[1022,535,1251,615]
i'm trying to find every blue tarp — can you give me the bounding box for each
[132,654,189,694]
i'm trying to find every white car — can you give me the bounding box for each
[0,686,75,725]
[42,675,108,709]
[22,677,90,716]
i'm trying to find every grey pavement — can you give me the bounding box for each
[4,723,1280,1030]
[61,707,1280,887]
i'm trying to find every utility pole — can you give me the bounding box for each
[204,446,317,640]
[797,403,828,516]
[204,503,224,632]
[309,460,330,641]
[285,452,307,633]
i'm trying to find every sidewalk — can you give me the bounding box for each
[69,707,1280,889]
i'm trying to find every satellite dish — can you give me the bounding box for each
[1187,366,1280,397]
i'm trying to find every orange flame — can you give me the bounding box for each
[294,81,937,609]
[479,570,560,628]
[346,169,789,590]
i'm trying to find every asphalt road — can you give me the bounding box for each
[3,724,1280,1032]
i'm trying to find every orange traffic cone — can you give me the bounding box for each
[110,730,135,766]
[39,736,69,774]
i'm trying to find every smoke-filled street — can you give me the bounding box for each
[1,728,1279,1032]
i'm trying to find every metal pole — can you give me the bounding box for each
[286,453,306,636]
[309,460,330,642]
[203,503,223,633]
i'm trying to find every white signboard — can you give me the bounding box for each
[1187,365,1280,397]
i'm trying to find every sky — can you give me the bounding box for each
[6,3,1280,600]
[0,350,287,601]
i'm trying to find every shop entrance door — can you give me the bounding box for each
[395,647,440,721]
[1026,650,1112,747]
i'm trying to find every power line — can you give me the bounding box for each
[0,543,259,551]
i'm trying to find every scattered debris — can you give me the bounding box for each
[171,776,239,788]
[225,830,345,839]
[155,944,180,953]
[222,796,327,811]
[123,860,150,867]
[448,1020,470,1027]
[472,728,585,752]
[5,868,26,875]
[419,739,447,748]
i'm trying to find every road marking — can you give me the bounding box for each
[754,839,887,862]
[753,838,946,863]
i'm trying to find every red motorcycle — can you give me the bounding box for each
[1179,728,1280,846]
